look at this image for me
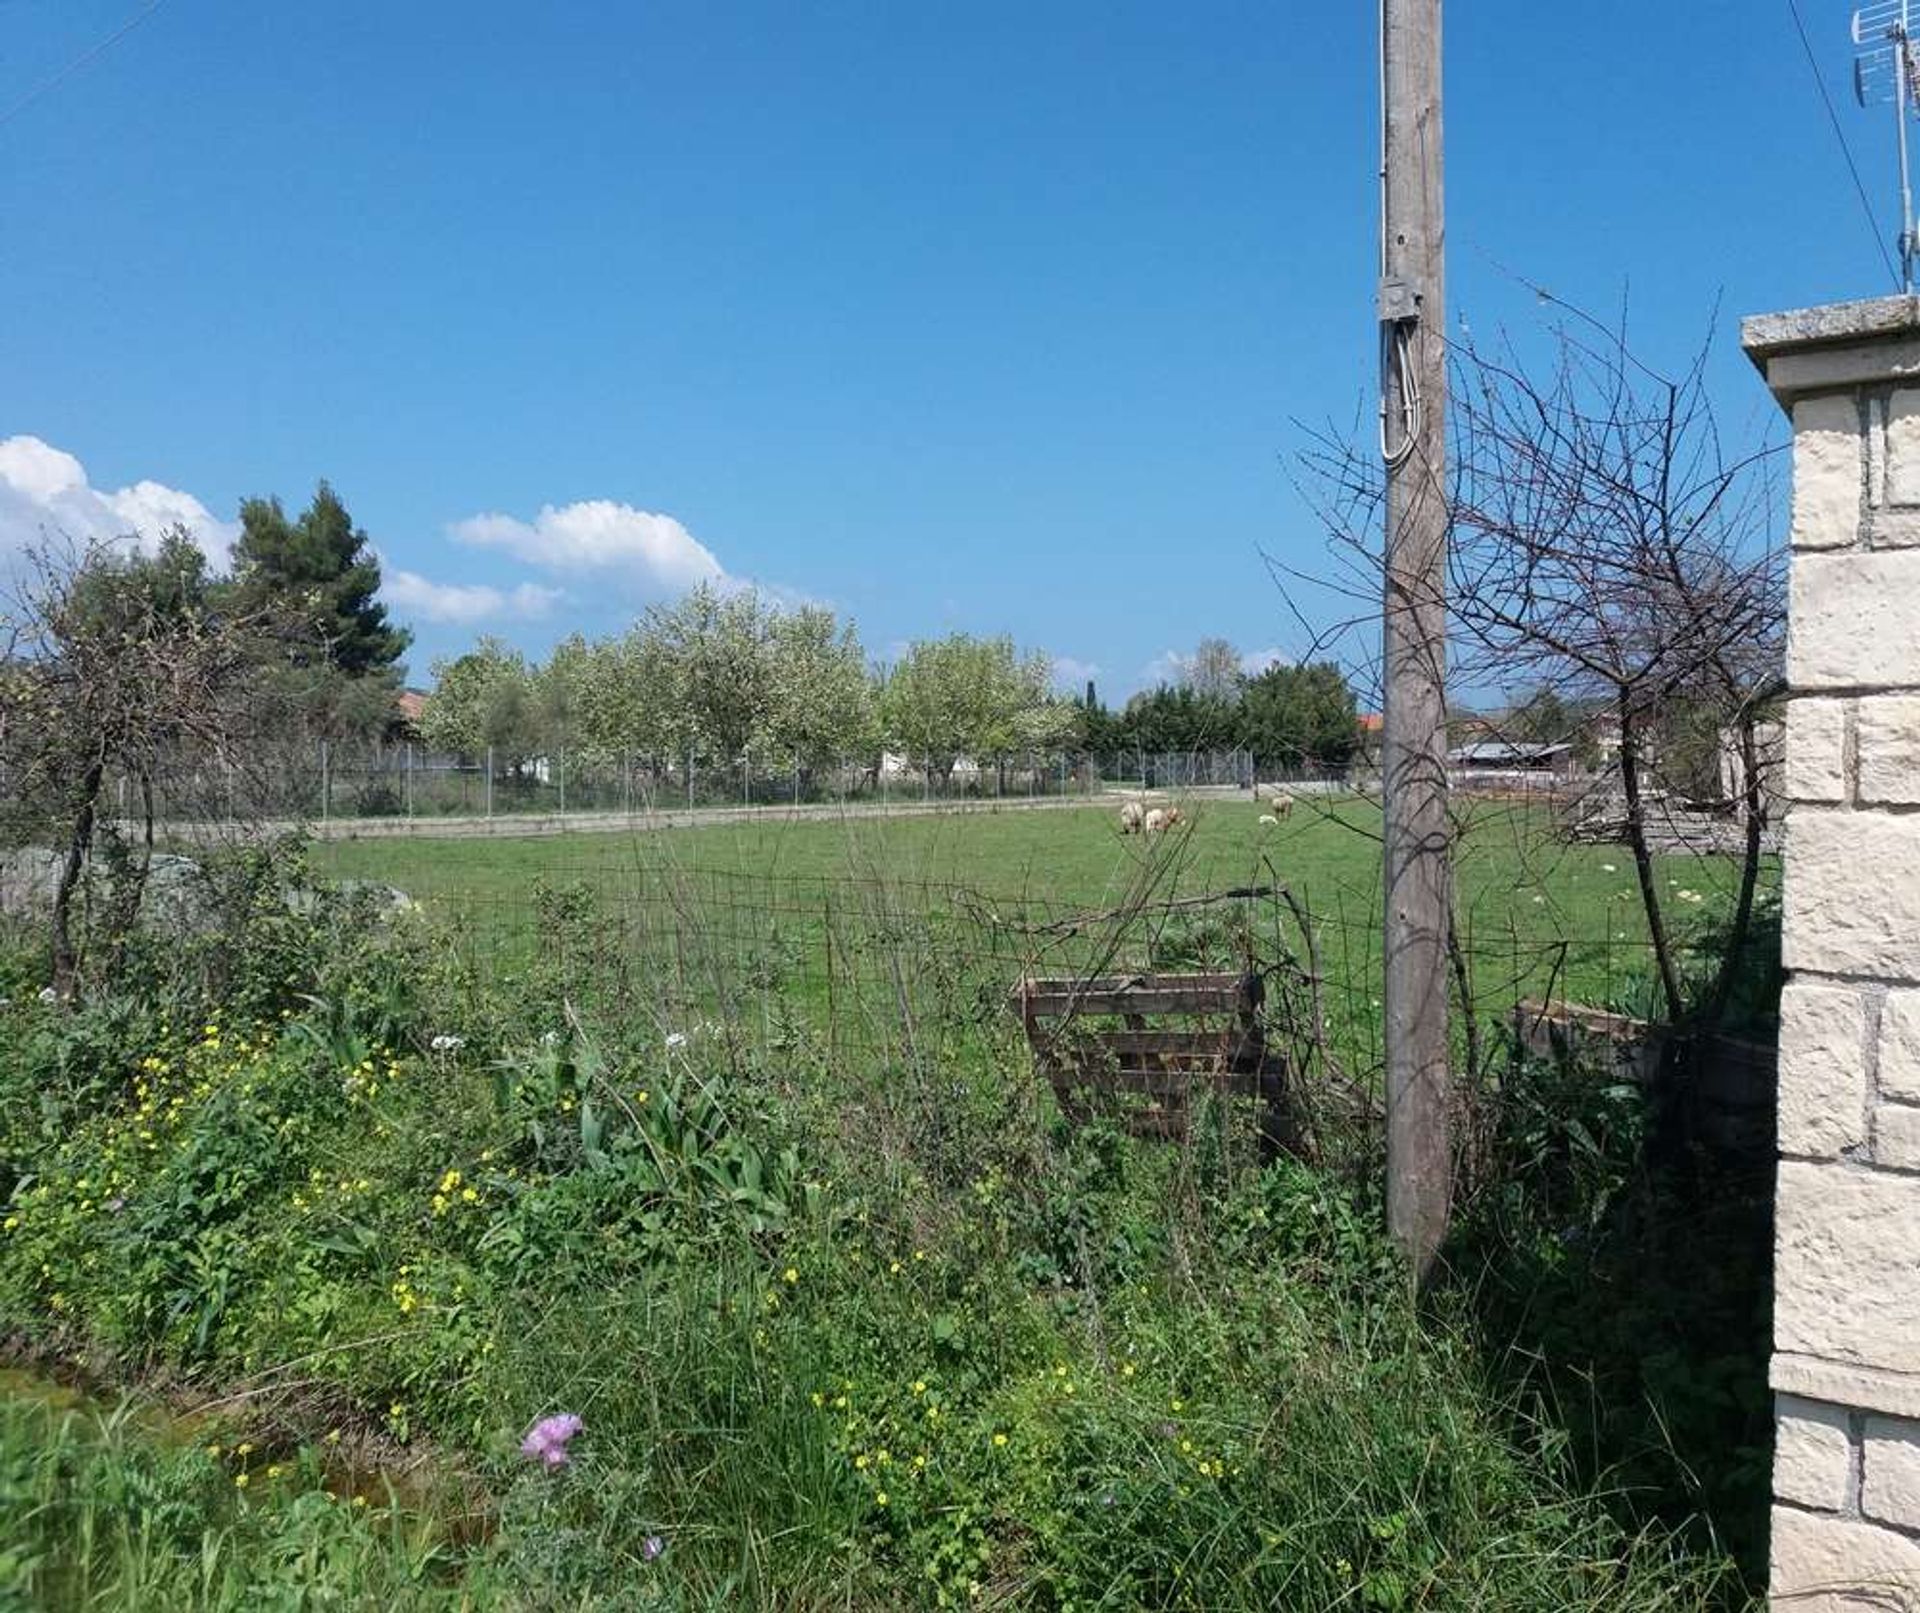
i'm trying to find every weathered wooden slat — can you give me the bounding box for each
[1039,1028,1254,1059]
[1064,972,1248,992]
[1050,1065,1274,1098]
[1020,986,1249,1018]
[1014,973,1257,1014]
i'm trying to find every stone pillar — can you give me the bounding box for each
[1746,297,1920,1607]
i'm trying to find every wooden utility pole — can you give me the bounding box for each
[1379,0,1451,1281]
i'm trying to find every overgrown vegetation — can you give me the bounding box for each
[0,828,1768,1608]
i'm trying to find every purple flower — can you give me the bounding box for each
[519,1412,583,1468]
[642,1535,665,1562]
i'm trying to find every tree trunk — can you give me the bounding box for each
[51,755,107,998]
[1618,699,1683,1022]
[1704,704,1770,1030]
[101,769,159,988]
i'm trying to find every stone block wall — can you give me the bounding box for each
[1747,297,1920,1607]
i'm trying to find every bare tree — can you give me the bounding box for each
[1299,299,1786,1028]
[0,532,282,993]
[1184,637,1245,702]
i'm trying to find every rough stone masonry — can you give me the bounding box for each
[1746,296,1920,1608]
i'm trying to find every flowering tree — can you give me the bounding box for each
[762,605,876,785]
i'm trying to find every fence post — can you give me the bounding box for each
[485,746,494,819]
[405,742,414,818]
[687,747,694,811]
[320,739,330,826]
[743,748,750,807]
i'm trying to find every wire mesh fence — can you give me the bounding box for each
[337,843,1713,1119]
[86,742,1376,833]
[4,750,1773,1167]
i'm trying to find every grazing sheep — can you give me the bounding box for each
[1265,790,1294,821]
[1142,807,1169,836]
[1258,813,1278,828]
[1163,807,1183,828]
[1118,801,1144,835]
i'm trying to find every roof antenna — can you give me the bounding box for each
[1855,0,1920,291]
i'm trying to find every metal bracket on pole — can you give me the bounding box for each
[1377,275,1423,325]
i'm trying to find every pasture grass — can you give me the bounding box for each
[314,793,1770,1054]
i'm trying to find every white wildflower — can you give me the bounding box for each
[37,986,57,1003]
[664,1032,688,1051]
[429,1034,465,1054]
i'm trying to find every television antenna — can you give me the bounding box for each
[1855,0,1920,290]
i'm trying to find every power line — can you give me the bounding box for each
[1786,0,1904,290]
[0,1,165,134]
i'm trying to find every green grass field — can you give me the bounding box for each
[315,794,1763,1037]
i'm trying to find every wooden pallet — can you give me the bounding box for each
[1012,971,1296,1157]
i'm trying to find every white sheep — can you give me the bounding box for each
[1118,801,1144,835]
[1143,807,1168,835]
[1258,813,1278,828]
[1264,790,1294,821]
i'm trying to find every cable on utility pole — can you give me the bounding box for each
[1379,0,1452,1284]
[0,2,164,133]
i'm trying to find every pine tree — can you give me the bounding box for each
[230,482,409,678]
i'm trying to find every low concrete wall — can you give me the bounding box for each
[1511,999,1775,1154]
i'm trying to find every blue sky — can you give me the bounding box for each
[0,1,1899,698]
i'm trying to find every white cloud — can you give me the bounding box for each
[0,435,237,565]
[450,499,724,594]
[1050,653,1101,691]
[1139,645,1291,688]
[381,567,562,625]
[1140,649,1192,687]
